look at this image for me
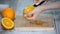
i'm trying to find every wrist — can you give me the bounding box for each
[41,5,49,11]
[38,5,47,11]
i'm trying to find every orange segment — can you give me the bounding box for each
[2,18,14,30]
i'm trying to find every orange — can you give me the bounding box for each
[1,18,14,30]
[23,5,34,18]
[1,8,15,20]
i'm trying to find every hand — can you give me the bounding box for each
[24,6,44,20]
[24,1,60,20]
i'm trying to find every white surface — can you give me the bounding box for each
[0,4,9,11]
[15,27,54,32]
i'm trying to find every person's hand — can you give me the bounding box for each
[24,6,44,20]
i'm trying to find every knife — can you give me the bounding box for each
[33,0,46,7]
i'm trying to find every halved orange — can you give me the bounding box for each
[23,5,34,14]
[1,18,14,30]
[23,5,34,18]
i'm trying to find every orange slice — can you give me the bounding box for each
[1,18,14,30]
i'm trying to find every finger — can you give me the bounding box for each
[26,13,37,20]
[26,12,39,20]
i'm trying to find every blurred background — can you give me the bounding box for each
[0,0,60,16]
[0,0,60,34]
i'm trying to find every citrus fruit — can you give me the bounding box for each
[1,18,14,30]
[23,5,34,18]
[1,8,15,20]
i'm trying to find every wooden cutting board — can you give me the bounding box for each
[14,14,54,31]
